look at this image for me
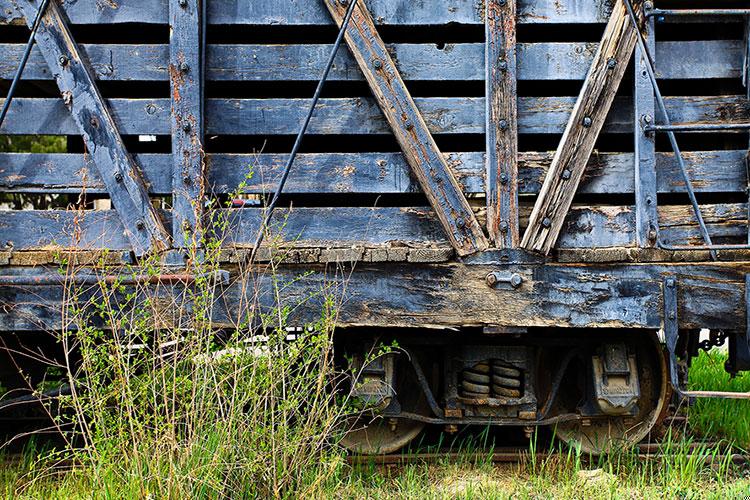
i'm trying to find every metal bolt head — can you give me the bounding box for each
[643,114,652,124]
[372,59,383,70]
[179,62,190,73]
[339,0,349,5]
[542,217,551,229]
[561,169,572,180]
[182,122,191,132]
[644,1,654,11]
[646,196,653,205]
[58,55,69,66]
[183,174,192,185]
[404,120,414,130]
[178,0,187,7]
[498,60,508,71]
[582,116,593,128]
[668,311,676,320]
[607,58,617,70]
[499,221,509,233]
[510,273,523,289]
[666,278,676,288]
[499,119,509,131]
[114,172,123,183]
[486,273,498,287]
[499,172,509,185]
[136,220,146,231]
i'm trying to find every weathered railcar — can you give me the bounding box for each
[0,0,749,453]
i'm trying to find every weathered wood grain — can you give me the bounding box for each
[486,0,519,248]
[322,0,487,256]
[2,261,749,332]
[1,150,747,196]
[521,0,644,254]
[8,0,170,256]
[0,41,739,82]
[0,0,616,26]
[634,16,657,247]
[169,0,204,248]
[1,95,746,136]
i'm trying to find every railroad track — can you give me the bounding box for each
[347,443,749,467]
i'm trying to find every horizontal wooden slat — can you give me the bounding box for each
[0,150,746,196]
[0,40,739,82]
[0,0,616,26]
[1,204,746,251]
[0,96,745,136]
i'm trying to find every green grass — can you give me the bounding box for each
[689,350,750,448]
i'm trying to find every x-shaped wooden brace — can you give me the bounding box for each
[323,0,488,256]
[9,0,171,256]
[521,0,645,254]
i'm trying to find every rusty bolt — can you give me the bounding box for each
[339,0,349,5]
[499,172,509,185]
[486,273,498,287]
[582,116,593,128]
[561,169,572,180]
[404,120,414,130]
[510,273,523,289]
[668,311,676,320]
[607,58,617,70]
[666,278,676,288]
[499,221,509,233]
[114,172,123,183]
[644,1,654,11]
[136,220,146,231]
[182,122,191,133]
[646,196,653,205]
[89,117,99,128]
[178,0,187,7]
[542,217,551,228]
[179,62,190,73]
[499,119,509,131]
[183,174,192,185]
[498,60,508,71]
[372,59,383,70]
[58,55,69,66]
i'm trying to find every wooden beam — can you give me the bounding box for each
[8,0,170,256]
[486,0,519,247]
[169,0,204,248]
[322,0,488,256]
[520,0,644,254]
[634,15,657,247]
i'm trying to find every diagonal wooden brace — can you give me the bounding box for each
[9,0,170,256]
[322,0,488,256]
[520,0,644,254]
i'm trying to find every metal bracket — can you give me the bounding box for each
[663,277,750,400]
[486,271,524,289]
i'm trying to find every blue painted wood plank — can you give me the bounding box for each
[8,0,170,256]
[0,41,740,82]
[0,96,747,136]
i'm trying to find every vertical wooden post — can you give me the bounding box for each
[169,0,204,248]
[486,0,519,248]
[634,13,657,247]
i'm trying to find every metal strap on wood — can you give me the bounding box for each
[8,0,170,256]
[322,0,488,256]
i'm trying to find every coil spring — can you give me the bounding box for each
[461,361,491,398]
[491,360,523,398]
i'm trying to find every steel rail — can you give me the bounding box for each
[0,0,51,129]
[644,123,750,133]
[624,0,719,260]
[647,9,750,18]
[248,0,360,262]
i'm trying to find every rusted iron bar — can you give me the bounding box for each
[322,0,488,256]
[0,271,229,287]
[648,9,750,18]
